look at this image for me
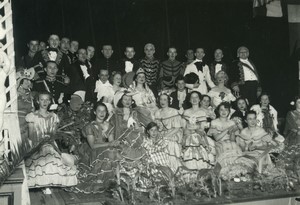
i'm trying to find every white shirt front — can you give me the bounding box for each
[80,65,90,80]
[177,90,187,107]
[94,80,114,102]
[184,59,215,94]
[215,63,222,75]
[240,59,258,81]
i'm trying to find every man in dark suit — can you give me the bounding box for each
[170,75,189,110]
[68,48,95,102]
[209,48,228,83]
[229,46,262,106]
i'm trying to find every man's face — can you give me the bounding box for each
[125,47,135,59]
[246,113,257,127]
[87,46,95,60]
[102,45,113,58]
[144,44,155,58]
[99,69,109,83]
[48,34,60,49]
[167,48,177,61]
[45,62,58,77]
[77,49,87,62]
[70,41,79,53]
[237,99,247,111]
[176,80,185,91]
[214,49,223,61]
[238,47,249,60]
[28,41,39,53]
[186,49,194,60]
[195,48,205,60]
[60,38,70,52]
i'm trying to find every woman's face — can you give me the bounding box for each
[38,94,51,109]
[237,99,247,111]
[200,96,210,108]
[95,105,107,121]
[246,113,257,127]
[148,126,158,138]
[190,93,200,106]
[216,72,226,85]
[136,73,146,85]
[296,99,300,110]
[159,95,169,108]
[260,95,270,107]
[219,105,229,118]
[122,95,132,108]
[113,74,122,86]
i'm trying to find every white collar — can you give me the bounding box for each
[97,80,112,86]
[240,58,249,63]
[194,59,203,63]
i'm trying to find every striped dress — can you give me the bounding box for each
[25,111,77,188]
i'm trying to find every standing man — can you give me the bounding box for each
[209,48,228,83]
[86,45,96,67]
[32,34,70,77]
[229,46,261,106]
[18,39,39,69]
[185,49,195,66]
[118,46,140,74]
[160,47,185,90]
[140,43,160,95]
[60,37,71,63]
[184,48,215,94]
[94,44,117,78]
[68,40,79,64]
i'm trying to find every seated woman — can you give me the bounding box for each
[129,68,158,118]
[208,102,253,180]
[69,102,120,194]
[154,93,184,173]
[182,91,214,170]
[284,96,300,146]
[237,111,279,173]
[207,71,236,109]
[25,91,77,195]
[199,94,216,122]
[112,91,152,185]
[250,93,278,135]
[230,97,249,128]
[142,122,168,167]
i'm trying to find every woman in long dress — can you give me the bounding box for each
[199,94,216,122]
[230,97,249,128]
[208,102,253,180]
[182,91,214,170]
[154,93,184,173]
[25,91,77,194]
[69,102,120,193]
[284,96,300,146]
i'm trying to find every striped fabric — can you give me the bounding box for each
[140,57,160,86]
[160,59,185,89]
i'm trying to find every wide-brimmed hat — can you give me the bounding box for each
[16,67,35,87]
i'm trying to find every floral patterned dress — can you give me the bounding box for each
[25,111,77,188]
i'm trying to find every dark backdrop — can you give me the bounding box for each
[12,0,296,116]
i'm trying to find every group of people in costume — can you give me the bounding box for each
[13,34,299,196]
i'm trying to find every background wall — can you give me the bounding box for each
[12,0,296,116]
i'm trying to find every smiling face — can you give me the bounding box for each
[215,71,227,85]
[95,105,108,121]
[48,34,60,49]
[121,95,133,108]
[148,126,158,138]
[195,48,205,60]
[136,73,146,85]
[113,73,122,86]
[45,62,58,78]
[87,46,95,60]
[60,37,70,52]
[28,40,39,53]
[200,96,211,109]
[246,113,257,127]
[99,69,109,83]
[167,48,177,61]
[218,105,230,118]
[38,94,51,110]
[159,94,169,108]
[190,92,200,106]
[125,47,135,59]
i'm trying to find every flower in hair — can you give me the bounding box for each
[290,101,295,106]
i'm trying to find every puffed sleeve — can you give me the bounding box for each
[82,123,94,138]
[25,112,35,123]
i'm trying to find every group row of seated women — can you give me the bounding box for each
[23,77,296,195]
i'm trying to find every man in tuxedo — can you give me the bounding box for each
[229,46,262,106]
[209,48,228,83]
[68,48,95,102]
[118,46,140,74]
[184,48,215,94]
[170,75,189,110]
[67,40,79,64]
